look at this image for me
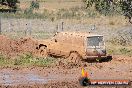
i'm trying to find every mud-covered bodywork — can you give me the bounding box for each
[37,32,109,61]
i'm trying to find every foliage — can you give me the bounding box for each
[119,48,131,55]
[24,1,40,16]
[0,53,56,67]
[0,7,96,19]
[13,53,56,67]
[83,0,132,23]
[14,53,32,65]
[0,0,20,10]
[107,46,132,56]
[30,1,39,10]
[0,54,7,65]
[119,0,132,23]
[13,53,55,67]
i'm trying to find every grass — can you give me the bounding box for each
[20,0,82,10]
[0,0,129,28]
[32,32,54,39]
[0,7,86,20]
[0,55,9,66]
[0,12,47,19]
[106,43,132,57]
[0,1,128,28]
[2,31,54,39]
[0,0,84,19]
[0,53,57,67]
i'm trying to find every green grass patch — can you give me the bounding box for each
[0,54,14,66]
[0,53,57,67]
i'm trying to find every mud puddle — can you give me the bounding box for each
[0,68,77,86]
[0,71,48,85]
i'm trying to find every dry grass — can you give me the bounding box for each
[58,16,129,29]
[20,0,84,12]
[106,43,132,56]
[5,0,129,27]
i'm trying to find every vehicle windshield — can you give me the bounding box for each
[87,36,104,47]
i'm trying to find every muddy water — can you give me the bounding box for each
[0,69,77,86]
[0,71,48,85]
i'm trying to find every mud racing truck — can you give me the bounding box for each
[36,32,111,63]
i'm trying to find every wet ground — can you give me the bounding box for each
[0,66,80,87]
[0,55,131,88]
[0,70,47,85]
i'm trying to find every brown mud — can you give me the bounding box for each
[0,35,38,57]
[0,35,131,88]
[0,55,131,88]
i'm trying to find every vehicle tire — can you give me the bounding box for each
[39,46,48,58]
[67,52,81,63]
[99,56,112,62]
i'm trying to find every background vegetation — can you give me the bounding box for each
[0,53,57,67]
[83,0,132,23]
[0,0,131,22]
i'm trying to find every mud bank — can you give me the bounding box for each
[0,35,38,57]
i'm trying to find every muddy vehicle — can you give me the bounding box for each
[36,32,111,63]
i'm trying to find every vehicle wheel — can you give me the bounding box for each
[99,56,112,62]
[39,46,48,58]
[67,52,81,63]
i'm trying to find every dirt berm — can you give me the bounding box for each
[0,35,38,58]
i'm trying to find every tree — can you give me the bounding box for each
[24,1,39,14]
[0,0,20,12]
[83,0,132,23]
[119,0,132,23]
[30,1,39,10]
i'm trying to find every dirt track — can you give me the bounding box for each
[0,35,132,88]
[0,55,131,88]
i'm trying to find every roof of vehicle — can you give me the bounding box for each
[58,31,103,37]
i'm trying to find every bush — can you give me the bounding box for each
[107,45,132,56]
[119,48,132,56]
[30,1,39,9]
